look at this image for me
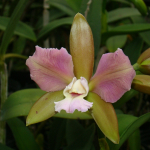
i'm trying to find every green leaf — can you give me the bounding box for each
[65,0,82,12]
[102,24,150,43]
[108,114,137,149]
[48,118,66,150]
[50,8,66,21]
[131,16,150,46]
[0,0,29,55]
[109,24,150,33]
[0,143,14,150]
[102,0,107,13]
[87,0,102,56]
[128,0,147,16]
[117,114,137,135]
[106,35,127,52]
[139,30,150,46]
[115,109,123,114]
[35,8,66,30]
[110,0,132,5]
[90,145,95,150]
[113,89,139,109]
[37,17,73,41]
[54,110,92,120]
[101,9,108,33]
[0,17,36,41]
[1,89,46,120]
[64,124,95,150]
[124,37,143,64]
[109,113,150,150]
[7,118,40,150]
[128,129,141,150]
[79,0,89,15]
[12,37,26,54]
[107,8,141,23]
[66,120,84,145]
[49,0,75,16]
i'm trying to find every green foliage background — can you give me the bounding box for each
[0,0,150,149]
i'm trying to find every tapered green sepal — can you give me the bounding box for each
[26,90,64,126]
[70,13,94,81]
[87,92,120,144]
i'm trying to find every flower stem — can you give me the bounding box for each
[133,63,140,71]
[85,0,92,18]
[99,138,110,150]
[43,0,50,48]
[0,62,8,144]
[3,53,28,60]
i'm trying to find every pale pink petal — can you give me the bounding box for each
[54,98,72,113]
[80,77,89,96]
[69,98,93,113]
[89,48,136,103]
[54,97,93,113]
[63,77,77,97]
[26,46,74,92]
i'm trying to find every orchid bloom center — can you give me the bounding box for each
[54,77,93,113]
[64,77,88,98]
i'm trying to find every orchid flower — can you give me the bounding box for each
[26,13,135,144]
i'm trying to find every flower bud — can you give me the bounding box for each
[136,48,150,74]
[132,75,150,94]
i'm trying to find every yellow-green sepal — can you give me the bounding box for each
[132,75,150,94]
[87,92,120,144]
[70,13,94,81]
[26,90,64,126]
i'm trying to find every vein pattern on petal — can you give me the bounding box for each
[89,48,136,103]
[26,46,74,92]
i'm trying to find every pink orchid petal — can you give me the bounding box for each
[54,97,93,113]
[80,77,89,95]
[89,48,136,103]
[54,98,71,113]
[26,46,74,92]
[63,77,77,97]
[70,98,93,113]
